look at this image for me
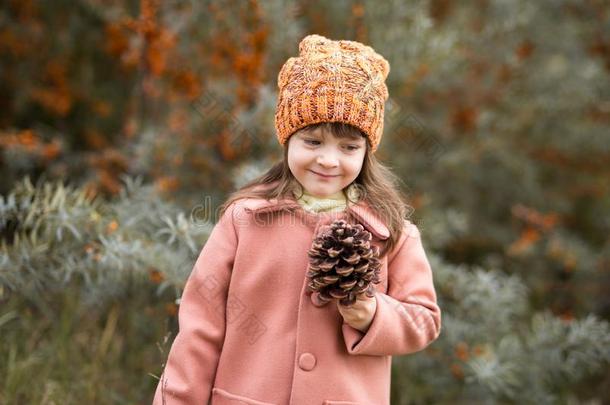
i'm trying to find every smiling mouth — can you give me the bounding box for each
[310,170,339,178]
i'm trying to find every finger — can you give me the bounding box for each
[357,292,375,301]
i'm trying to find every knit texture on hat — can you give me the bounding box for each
[275,34,390,153]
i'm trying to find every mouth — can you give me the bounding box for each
[309,170,339,178]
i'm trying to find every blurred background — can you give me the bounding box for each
[1,0,609,403]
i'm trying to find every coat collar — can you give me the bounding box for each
[241,197,390,240]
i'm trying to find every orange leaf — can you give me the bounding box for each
[149,268,165,284]
[155,176,180,193]
[507,227,540,256]
[165,302,178,317]
[450,363,464,379]
[106,220,119,234]
[516,40,535,61]
[352,4,365,17]
[450,106,478,133]
[41,140,61,161]
[454,341,469,361]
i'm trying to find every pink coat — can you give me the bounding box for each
[153,194,441,405]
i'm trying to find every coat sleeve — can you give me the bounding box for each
[342,221,441,356]
[153,203,238,405]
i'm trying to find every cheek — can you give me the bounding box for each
[292,156,305,170]
[287,148,310,174]
[345,155,365,176]
[287,148,300,170]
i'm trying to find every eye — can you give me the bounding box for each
[304,139,321,146]
[344,145,361,151]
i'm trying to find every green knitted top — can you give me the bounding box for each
[293,183,361,213]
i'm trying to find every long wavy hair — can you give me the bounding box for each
[219,122,413,257]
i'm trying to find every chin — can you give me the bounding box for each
[309,186,341,196]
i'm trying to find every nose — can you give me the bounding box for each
[316,149,339,168]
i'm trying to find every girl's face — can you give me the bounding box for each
[287,126,367,198]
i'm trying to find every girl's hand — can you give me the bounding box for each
[337,293,377,333]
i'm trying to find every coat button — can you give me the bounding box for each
[298,352,316,371]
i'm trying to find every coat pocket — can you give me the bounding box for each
[211,387,276,405]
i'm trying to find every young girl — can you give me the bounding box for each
[153,34,441,405]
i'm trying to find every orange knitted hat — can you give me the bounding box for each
[275,34,390,153]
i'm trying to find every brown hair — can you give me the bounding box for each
[219,122,413,257]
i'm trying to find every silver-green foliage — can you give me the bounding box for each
[392,254,610,404]
[0,176,212,308]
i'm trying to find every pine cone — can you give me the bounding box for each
[306,219,382,307]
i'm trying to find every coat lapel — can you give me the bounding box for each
[347,200,390,240]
